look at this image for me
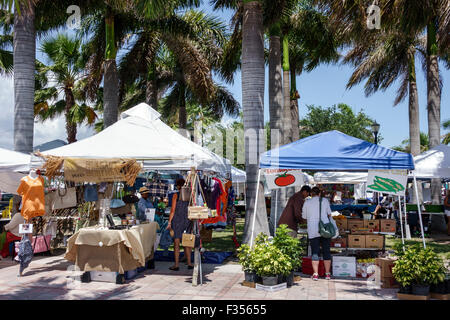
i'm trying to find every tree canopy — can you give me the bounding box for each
[298,103,379,143]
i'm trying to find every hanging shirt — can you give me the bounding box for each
[17,175,46,221]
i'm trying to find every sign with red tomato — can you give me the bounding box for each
[264,169,306,190]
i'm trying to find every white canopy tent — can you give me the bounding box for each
[36,103,231,175]
[412,144,450,179]
[231,166,246,183]
[0,148,31,194]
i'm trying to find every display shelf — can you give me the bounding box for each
[346,248,383,251]
[373,232,395,236]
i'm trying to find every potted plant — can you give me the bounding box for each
[252,233,292,286]
[273,224,303,287]
[393,244,446,296]
[237,244,257,283]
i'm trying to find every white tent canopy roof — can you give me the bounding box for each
[0,147,32,194]
[413,144,450,179]
[313,171,368,184]
[231,166,246,183]
[39,103,231,174]
[0,147,31,172]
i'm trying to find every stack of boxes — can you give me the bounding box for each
[332,216,396,250]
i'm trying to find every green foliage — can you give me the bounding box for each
[299,104,379,143]
[272,224,303,269]
[393,132,429,153]
[392,244,447,287]
[251,233,293,277]
[236,243,255,272]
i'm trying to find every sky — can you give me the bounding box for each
[0,2,448,151]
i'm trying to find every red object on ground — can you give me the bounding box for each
[302,256,325,277]
[1,232,22,258]
[232,236,240,248]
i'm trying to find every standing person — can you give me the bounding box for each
[302,186,337,281]
[0,212,24,258]
[444,190,450,236]
[277,186,311,238]
[167,178,193,271]
[137,187,154,222]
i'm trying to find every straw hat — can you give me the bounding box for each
[139,186,150,195]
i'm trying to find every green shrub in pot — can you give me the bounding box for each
[252,233,292,279]
[237,244,255,273]
[273,224,303,271]
[393,244,446,295]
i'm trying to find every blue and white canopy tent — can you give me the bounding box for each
[251,130,424,248]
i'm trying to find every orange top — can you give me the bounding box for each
[17,175,46,221]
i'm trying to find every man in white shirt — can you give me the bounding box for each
[302,187,337,280]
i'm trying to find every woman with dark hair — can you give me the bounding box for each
[167,178,193,271]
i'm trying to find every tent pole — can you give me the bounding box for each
[403,191,411,239]
[249,169,262,248]
[412,171,426,248]
[274,188,278,235]
[398,195,405,250]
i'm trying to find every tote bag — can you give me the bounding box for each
[318,197,336,239]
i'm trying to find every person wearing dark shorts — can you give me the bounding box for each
[167,178,193,271]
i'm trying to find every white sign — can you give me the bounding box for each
[145,208,156,222]
[264,169,305,190]
[367,170,408,196]
[19,223,33,234]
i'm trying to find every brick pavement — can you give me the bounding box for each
[0,254,399,300]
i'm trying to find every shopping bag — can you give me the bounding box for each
[188,206,210,220]
[181,233,195,248]
[83,184,98,202]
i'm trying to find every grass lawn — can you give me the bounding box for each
[385,236,450,261]
[202,218,245,252]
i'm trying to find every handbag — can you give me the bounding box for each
[83,184,98,202]
[187,172,211,220]
[180,180,192,202]
[110,183,125,209]
[47,181,77,210]
[181,232,195,248]
[318,197,336,239]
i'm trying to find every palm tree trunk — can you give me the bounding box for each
[13,1,35,153]
[427,21,442,205]
[178,84,187,129]
[268,25,285,235]
[103,8,119,128]
[282,36,292,145]
[408,50,420,157]
[408,49,422,204]
[290,61,300,142]
[241,0,269,244]
[64,88,77,143]
[146,54,158,109]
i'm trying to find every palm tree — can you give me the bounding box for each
[442,120,450,145]
[393,132,430,154]
[34,34,96,143]
[118,10,235,129]
[0,0,35,153]
[0,33,12,74]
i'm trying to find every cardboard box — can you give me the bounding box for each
[348,234,366,248]
[380,219,396,233]
[365,234,384,249]
[334,218,348,230]
[381,276,399,288]
[331,237,347,248]
[364,220,380,232]
[375,258,396,278]
[397,293,430,300]
[351,228,373,234]
[332,256,356,277]
[347,219,364,231]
